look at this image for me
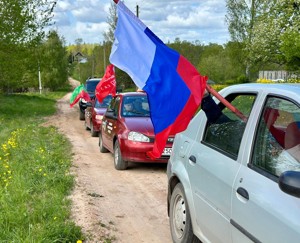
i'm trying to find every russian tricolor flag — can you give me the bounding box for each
[110,1,207,159]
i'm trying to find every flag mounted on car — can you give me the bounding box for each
[95,64,116,103]
[70,84,91,108]
[110,1,207,159]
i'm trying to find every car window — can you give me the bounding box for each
[95,95,112,108]
[86,80,100,92]
[121,96,150,117]
[106,96,120,117]
[251,96,300,177]
[203,94,256,158]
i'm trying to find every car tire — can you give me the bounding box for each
[114,141,128,170]
[99,134,109,153]
[90,122,98,137]
[169,183,197,243]
[79,110,85,120]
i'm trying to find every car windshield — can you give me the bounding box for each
[95,95,112,108]
[86,80,100,92]
[122,96,150,117]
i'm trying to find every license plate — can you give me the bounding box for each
[162,147,172,156]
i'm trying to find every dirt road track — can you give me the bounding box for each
[44,78,172,243]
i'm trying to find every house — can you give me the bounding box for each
[72,52,87,63]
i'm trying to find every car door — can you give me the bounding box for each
[102,96,121,152]
[231,95,300,242]
[187,94,256,242]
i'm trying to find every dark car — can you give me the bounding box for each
[79,77,101,120]
[99,92,174,170]
[84,95,113,137]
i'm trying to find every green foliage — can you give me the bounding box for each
[168,39,204,67]
[39,31,69,91]
[0,1,67,93]
[0,94,56,119]
[0,0,55,44]
[0,93,83,242]
[226,0,300,76]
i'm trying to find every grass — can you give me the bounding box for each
[0,92,84,242]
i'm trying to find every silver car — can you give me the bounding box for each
[167,83,300,243]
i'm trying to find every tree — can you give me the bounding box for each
[226,0,300,78]
[103,2,117,44]
[40,31,68,90]
[249,0,300,70]
[225,0,269,78]
[0,0,56,44]
[0,0,56,92]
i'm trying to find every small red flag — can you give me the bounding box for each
[95,64,116,103]
[70,84,91,108]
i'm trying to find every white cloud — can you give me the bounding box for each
[51,0,230,45]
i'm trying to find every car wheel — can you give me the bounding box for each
[170,183,196,243]
[79,110,85,120]
[99,134,108,153]
[90,122,98,137]
[114,141,128,170]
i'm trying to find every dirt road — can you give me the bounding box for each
[45,78,172,243]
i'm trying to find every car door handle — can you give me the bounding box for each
[189,155,196,163]
[237,187,249,200]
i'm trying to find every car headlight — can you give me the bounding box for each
[128,131,150,142]
[95,115,103,120]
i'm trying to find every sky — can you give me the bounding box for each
[51,0,230,46]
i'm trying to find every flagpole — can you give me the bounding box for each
[206,84,247,121]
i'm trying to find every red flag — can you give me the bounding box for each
[95,64,116,103]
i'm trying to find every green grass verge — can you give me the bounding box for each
[0,93,84,242]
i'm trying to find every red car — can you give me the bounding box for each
[84,95,112,137]
[99,92,174,170]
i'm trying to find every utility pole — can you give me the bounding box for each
[135,4,139,90]
[38,61,42,94]
[103,41,106,73]
[136,4,139,18]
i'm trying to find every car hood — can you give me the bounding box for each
[94,107,107,115]
[124,117,154,136]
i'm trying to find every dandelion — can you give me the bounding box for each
[77,240,83,243]
[43,173,47,176]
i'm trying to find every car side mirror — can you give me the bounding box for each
[105,110,117,119]
[278,171,300,198]
[86,102,92,107]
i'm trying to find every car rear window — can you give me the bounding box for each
[86,80,100,92]
[95,95,112,108]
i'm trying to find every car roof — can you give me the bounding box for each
[220,83,300,101]
[118,91,147,97]
[86,78,101,82]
